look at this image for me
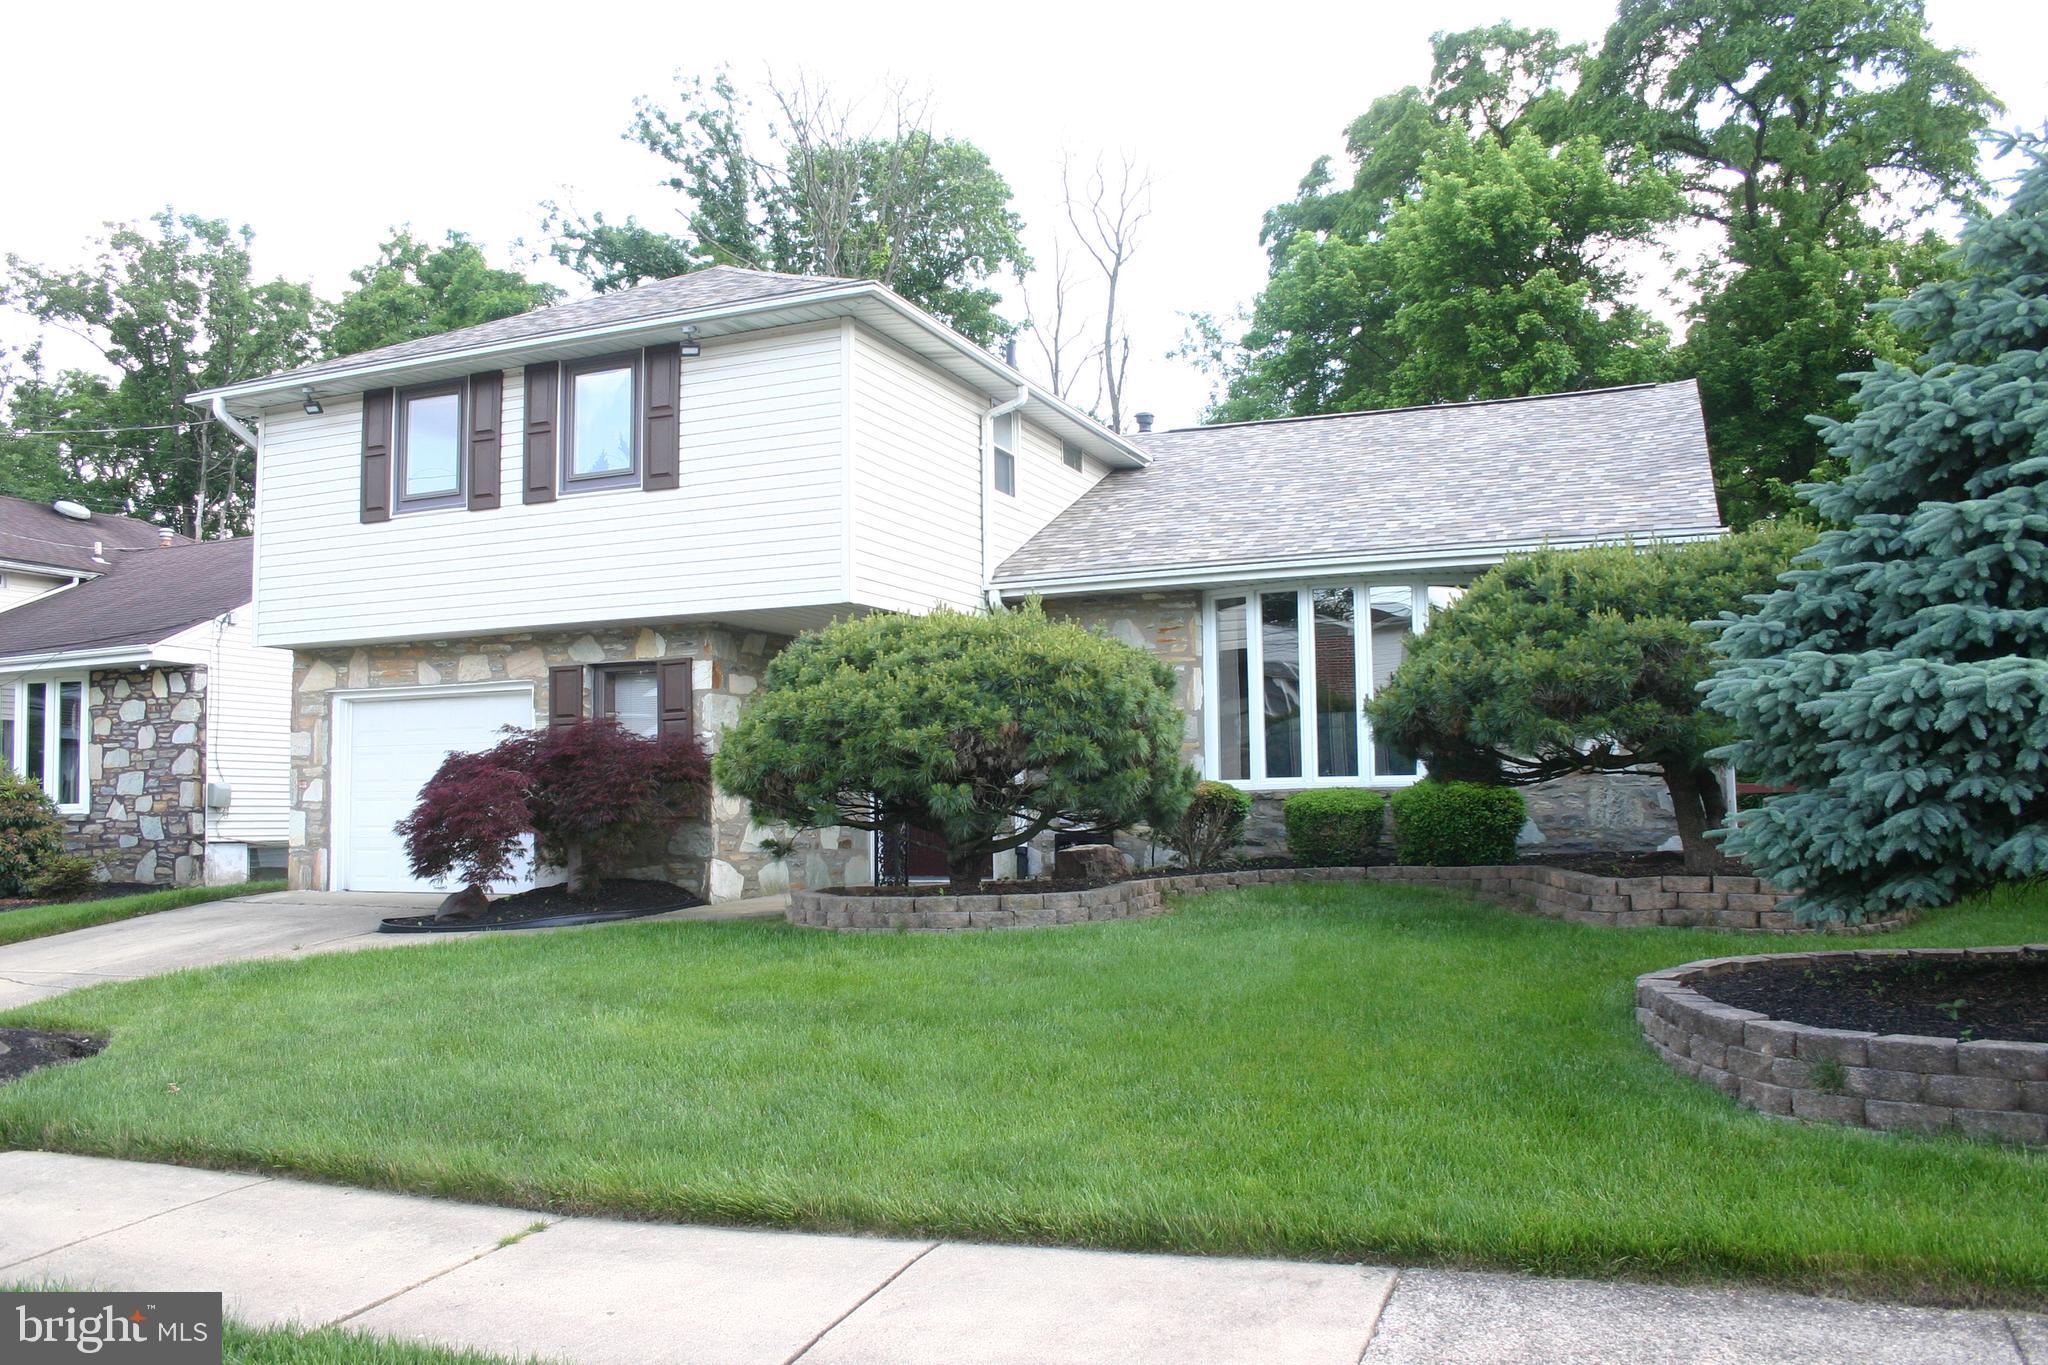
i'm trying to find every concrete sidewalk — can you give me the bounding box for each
[0,889,790,1010]
[1,1152,2038,1365]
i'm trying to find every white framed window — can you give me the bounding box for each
[992,412,1017,497]
[8,676,87,812]
[1204,583,1451,790]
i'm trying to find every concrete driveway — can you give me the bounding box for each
[0,891,433,1011]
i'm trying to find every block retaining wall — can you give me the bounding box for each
[1638,949,2048,1146]
[787,866,1375,931]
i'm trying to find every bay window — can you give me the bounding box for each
[1203,584,1449,788]
[8,677,86,812]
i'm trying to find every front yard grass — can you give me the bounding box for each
[0,881,287,948]
[1,880,2044,1307]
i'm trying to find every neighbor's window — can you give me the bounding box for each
[1061,440,1083,472]
[396,381,464,509]
[9,677,85,811]
[1203,584,1448,788]
[563,352,639,488]
[993,412,1017,496]
[596,665,659,739]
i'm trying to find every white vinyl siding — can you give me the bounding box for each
[252,325,849,648]
[989,413,1110,569]
[0,570,71,612]
[847,325,985,613]
[161,613,293,843]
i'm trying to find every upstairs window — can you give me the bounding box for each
[993,412,1017,497]
[563,352,640,490]
[395,382,464,510]
[1062,440,1083,471]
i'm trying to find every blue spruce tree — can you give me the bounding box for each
[1703,149,2048,922]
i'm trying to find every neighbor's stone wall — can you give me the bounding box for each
[1639,950,2048,1146]
[69,666,208,886]
[288,622,870,900]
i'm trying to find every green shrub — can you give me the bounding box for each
[1283,789,1386,867]
[1390,782,1526,866]
[1164,781,1253,868]
[0,769,67,897]
[27,853,100,900]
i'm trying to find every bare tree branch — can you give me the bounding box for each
[1060,151,1151,432]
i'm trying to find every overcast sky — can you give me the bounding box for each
[4,0,2043,430]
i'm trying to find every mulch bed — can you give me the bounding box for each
[0,1027,105,1083]
[1694,951,2048,1043]
[1519,852,1754,879]
[0,883,155,914]
[378,878,704,934]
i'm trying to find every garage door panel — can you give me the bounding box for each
[340,689,537,893]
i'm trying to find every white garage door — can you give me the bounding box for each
[338,688,535,893]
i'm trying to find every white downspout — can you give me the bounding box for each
[982,385,1028,610]
[211,396,259,452]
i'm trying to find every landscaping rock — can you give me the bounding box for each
[1055,844,1130,882]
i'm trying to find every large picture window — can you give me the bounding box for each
[8,676,85,812]
[1203,584,1448,789]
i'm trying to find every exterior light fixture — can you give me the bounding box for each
[301,387,322,415]
[677,326,701,359]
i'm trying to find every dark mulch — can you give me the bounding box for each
[0,882,155,914]
[379,878,704,933]
[1695,951,2048,1043]
[0,1027,105,1083]
[1520,852,1749,879]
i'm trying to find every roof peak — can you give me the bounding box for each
[1154,381,1682,436]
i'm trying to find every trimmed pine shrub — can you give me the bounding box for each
[27,853,100,901]
[1390,782,1525,866]
[1164,781,1253,868]
[0,768,67,897]
[1283,789,1386,867]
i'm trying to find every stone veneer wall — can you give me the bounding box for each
[1639,950,2048,1146]
[71,666,209,885]
[288,622,870,900]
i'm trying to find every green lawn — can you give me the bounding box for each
[2,881,2044,1307]
[0,881,286,948]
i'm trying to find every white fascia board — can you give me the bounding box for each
[990,525,1731,598]
[188,282,1147,469]
[0,642,214,674]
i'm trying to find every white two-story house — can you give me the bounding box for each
[191,265,1725,901]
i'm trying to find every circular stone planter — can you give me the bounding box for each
[1638,948,2048,1146]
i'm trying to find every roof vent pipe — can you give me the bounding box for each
[157,526,175,548]
[1003,337,1018,368]
[1134,412,1154,434]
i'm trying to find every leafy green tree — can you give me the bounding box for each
[1199,26,1679,420]
[1702,151,2048,922]
[1588,0,2002,521]
[548,69,1030,345]
[1368,528,1805,872]
[1,210,325,534]
[714,603,1196,891]
[330,230,558,357]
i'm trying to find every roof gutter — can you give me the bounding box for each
[990,525,1731,598]
[982,386,1029,607]
[0,641,211,674]
[211,395,259,450]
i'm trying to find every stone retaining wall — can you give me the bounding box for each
[1638,950,2048,1146]
[1365,863,1807,930]
[788,866,1375,931]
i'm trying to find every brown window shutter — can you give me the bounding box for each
[656,659,694,739]
[523,362,559,504]
[642,343,680,491]
[467,370,503,511]
[547,666,584,730]
[360,388,393,523]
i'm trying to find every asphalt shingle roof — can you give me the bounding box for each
[0,538,251,661]
[0,495,186,576]
[250,266,858,390]
[995,381,1725,584]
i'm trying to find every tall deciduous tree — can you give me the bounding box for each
[0,211,324,534]
[1703,149,2048,922]
[1588,0,2002,522]
[1368,528,1806,873]
[330,230,558,357]
[548,69,1029,347]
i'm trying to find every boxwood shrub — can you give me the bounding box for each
[1283,789,1386,867]
[1389,781,1526,866]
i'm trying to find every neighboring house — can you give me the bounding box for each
[0,494,187,611]
[0,537,293,886]
[189,265,1724,901]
